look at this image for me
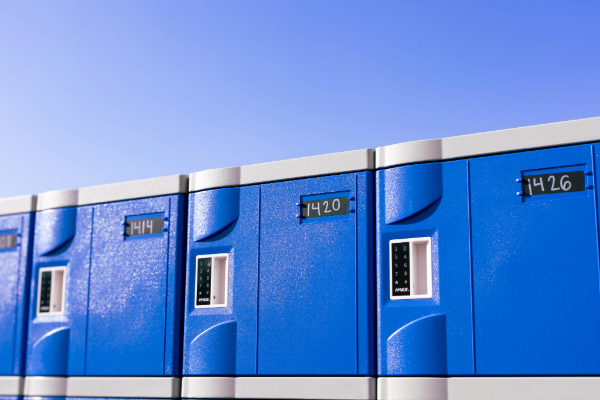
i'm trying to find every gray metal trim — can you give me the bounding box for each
[182,376,375,399]
[181,377,235,399]
[37,189,78,211]
[66,377,181,398]
[23,376,68,397]
[0,376,24,396]
[78,175,188,206]
[376,116,600,169]
[378,377,600,400]
[189,149,375,192]
[0,195,37,216]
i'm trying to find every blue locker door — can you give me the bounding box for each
[86,197,172,376]
[377,161,474,376]
[0,214,24,375]
[183,187,260,376]
[470,144,600,375]
[258,174,359,375]
[27,207,92,376]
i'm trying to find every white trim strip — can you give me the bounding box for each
[66,377,181,398]
[0,376,24,396]
[189,149,375,192]
[0,195,37,216]
[182,376,376,399]
[78,175,188,206]
[376,116,600,169]
[23,376,67,397]
[378,377,600,400]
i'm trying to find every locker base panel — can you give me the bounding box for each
[24,377,180,398]
[378,377,600,400]
[182,376,376,400]
[0,377,23,396]
[24,377,67,397]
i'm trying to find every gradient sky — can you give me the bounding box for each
[1,1,599,197]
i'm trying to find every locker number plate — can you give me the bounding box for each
[301,196,349,219]
[0,232,17,250]
[522,171,585,196]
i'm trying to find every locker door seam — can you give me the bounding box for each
[11,215,24,374]
[467,160,477,374]
[162,197,172,375]
[83,207,95,375]
[256,186,262,375]
[355,175,359,374]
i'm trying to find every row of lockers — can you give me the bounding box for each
[2,116,600,400]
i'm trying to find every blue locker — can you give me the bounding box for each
[375,116,600,400]
[24,176,187,400]
[0,195,36,400]
[376,161,474,376]
[183,150,375,399]
[470,144,600,375]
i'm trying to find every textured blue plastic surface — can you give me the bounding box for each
[0,396,21,400]
[0,212,34,376]
[184,187,260,376]
[183,172,375,377]
[471,144,600,375]
[26,195,186,377]
[377,161,474,376]
[258,172,374,375]
[27,207,92,376]
[85,195,186,376]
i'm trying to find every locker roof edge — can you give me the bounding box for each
[0,194,37,216]
[77,174,189,206]
[37,189,79,211]
[376,116,600,169]
[189,149,375,192]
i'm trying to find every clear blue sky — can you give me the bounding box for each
[1,1,599,197]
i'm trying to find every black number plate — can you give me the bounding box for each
[523,171,585,195]
[196,257,212,306]
[0,233,17,250]
[39,271,52,313]
[301,196,349,219]
[125,217,164,237]
[391,242,410,296]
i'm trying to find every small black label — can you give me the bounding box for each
[523,171,586,196]
[39,271,52,313]
[301,196,349,219]
[391,242,410,296]
[125,217,164,237]
[0,233,17,250]
[196,257,212,306]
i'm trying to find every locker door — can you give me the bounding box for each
[470,144,600,375]
[27,207,92,376]
[0,215,23,375]
[258,174,358,375]
[86,197,171,376]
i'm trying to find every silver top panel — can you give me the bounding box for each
[37,189,79,211]
[0,195,37,216]
[37,175,188,211]
[376,116,600,169]
[190,149,375,192]
[78,174,188,206]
